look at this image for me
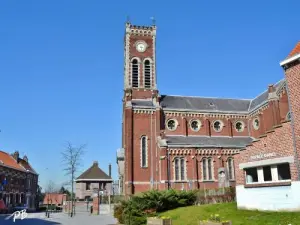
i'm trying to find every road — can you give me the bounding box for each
[0,212,117,225]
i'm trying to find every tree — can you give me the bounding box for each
[59,186,71,197]
[61,142,86,217]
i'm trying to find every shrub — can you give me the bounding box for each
[114,202,126,224]
[114,190,197,225]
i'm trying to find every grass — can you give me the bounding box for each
[159,202,300,225]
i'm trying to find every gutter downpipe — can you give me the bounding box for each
[167,149,171,190]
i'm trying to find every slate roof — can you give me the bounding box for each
[132,100,154,108]
[159,79,286,113]
[165,136,253,148]
[248,79,285,111]
[76,161,112,181]
[160,95,251,113]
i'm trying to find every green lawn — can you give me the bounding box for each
[160,202,300,225]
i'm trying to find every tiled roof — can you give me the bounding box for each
[288,41,300,57]
[165,136,253,148]
[43,194,66,205]
[160,95,251,113]
[76,161,112,181]
[0,151,37,174]
[0,151,24,171]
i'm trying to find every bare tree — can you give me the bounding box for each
[45,180,57,216]
[61,142,86,217]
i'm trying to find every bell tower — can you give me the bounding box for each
[124,22,157,99]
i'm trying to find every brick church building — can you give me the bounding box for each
[117,21,296,196]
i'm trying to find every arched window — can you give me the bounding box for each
[202,158,207,180]
[141,136,148,167]
[144,60,151,88]
[227,158,234,180]
[202,158,213,181]
[174,157,186,181]
[208,158,212,180]
[132,59,139,88]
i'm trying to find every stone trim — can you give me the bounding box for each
[244,181,291,188]
[133,109,155,114]
[239,156,294,169]
[164,111,248,118]
[169,149,192,155]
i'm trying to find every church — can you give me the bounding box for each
[116,21,299,198]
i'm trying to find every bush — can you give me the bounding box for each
[114,190,197,225]
[114,202,126,224]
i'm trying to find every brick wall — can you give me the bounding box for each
[235,121,298,185]
[284,60,300,174]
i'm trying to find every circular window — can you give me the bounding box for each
[213,120,223,132]
[235,121,245,132]
[253,118,260,130]
[190,119,201,131]
[166,119,178,131]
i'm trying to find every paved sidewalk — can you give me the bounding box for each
[0,212,117,225]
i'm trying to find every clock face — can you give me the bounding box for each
[136,42,146,52]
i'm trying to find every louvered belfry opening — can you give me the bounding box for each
[132,59,139,88]
[144,60,151,88]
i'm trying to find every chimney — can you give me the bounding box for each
[12,151,19,161]
[109,163,112,177]
[23,155,28,162]
[93,161,98,166]
[268,84,275,93]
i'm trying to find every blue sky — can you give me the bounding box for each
[0,1,299,191]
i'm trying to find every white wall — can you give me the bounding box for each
[236,181,300,211]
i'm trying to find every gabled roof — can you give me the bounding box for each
[288,41,300,57]
[248,79,285,111]
[0,151,24,171]
[165,135,253,148]
[76,161,112,181]
[18,158,37,174]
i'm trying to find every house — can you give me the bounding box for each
[0,150,38,210]
[75,161,113,201]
